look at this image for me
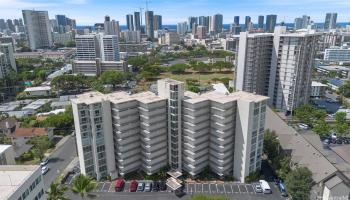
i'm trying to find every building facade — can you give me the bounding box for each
[0,145,15,165]
[324,13,337,30]
[145,11,154,40]
[324,47,350,63]
[22,10,53,50]
[72,79,268,182]
[0,165,45,200]
[235,26,319,113]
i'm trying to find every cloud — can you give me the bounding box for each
[65,0,88,5]
[0,0,58,9]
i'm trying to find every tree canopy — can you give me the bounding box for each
[285,167,313,200]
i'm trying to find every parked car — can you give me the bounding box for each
[278,182,288,197]
[137,182,145,192]
[159,180,167,191]
[40,158,49,167]
[253,183,263,193]
[144,182,153,192]
[259,180,272,194]
[41,166,49,175]
[129,180,138,192]
[323,139,330,145]
[115,179,125,192]
[153,181,159,192]
[298,123,309,130]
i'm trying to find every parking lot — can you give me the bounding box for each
[185,182,258,195]
[89,180,284,197]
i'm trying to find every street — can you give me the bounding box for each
[43,135,77,190]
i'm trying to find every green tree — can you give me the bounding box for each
[294,105,315,126]
[66,41,76,47]
[127,56,148,68]
[338,80,350,98]
[40,106,74,135]
[277,156,291,180]
[190,194,228,200]
[213,61,233,71]
[46,182,69,200]
[29,136,50,161]
[313,120,331,138]
[168,63,187,74]
[263,129,279,161]
[335,123,349,136]
[335,112,347,124]
[139,65,161,80]
[100,71,125,89]
[285,167,313,200]
[192,62,211,72]
[71,174,96,200]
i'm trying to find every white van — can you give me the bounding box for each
[259,180,272,194]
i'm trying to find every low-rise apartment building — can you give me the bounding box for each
[0,165,45,200]
[72,78,268,182]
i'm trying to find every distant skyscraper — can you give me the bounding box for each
[145,11,154,39]
[230,23,241,35]
[294,15,311,30]
[234,16,240,25]
[198,16,209,27]
[134,12,141,31]
[0,19,6,31]
[56,15,67,26]
[212,14,223,34]
[22,10,53,50]
[324,13,337,30]
[266,14,277,33]
[104,16,120,36]
[258,16,264,29]
[177,22,187,35]
[126,14,134,31]
[188,17,198,31]
[244,16,251,31]
[6,19,15,32]
[153,15,162,30]
[197,26,208,39]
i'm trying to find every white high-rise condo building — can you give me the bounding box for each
[74,34,125,76]
[177,22,187,35]
[100,35,120,61]
[75,35,101,61]
[22,10,53,50]
[235,26,320,114]
[72,78,268,182]
[0,43,16,75]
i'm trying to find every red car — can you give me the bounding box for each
[129,180,138,192]
[115,179,125,192]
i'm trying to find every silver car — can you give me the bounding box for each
[253,183,263,193]
[144,182,153,192]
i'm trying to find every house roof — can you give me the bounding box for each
[265,107,338,184]
[325,176,343,189]
[13,128,53,138]
[0,118,17,129]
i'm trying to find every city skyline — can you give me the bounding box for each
[0,0,350,25]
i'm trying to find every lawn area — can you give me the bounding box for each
[135,71,233,92]
[159,71,233,85]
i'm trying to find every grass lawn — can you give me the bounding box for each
[135,71,233,92]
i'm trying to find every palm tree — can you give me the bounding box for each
[71,174,96,200]
[46,182,68,200]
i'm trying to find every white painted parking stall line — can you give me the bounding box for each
[209,183,211,194]
[245,184,249,194]
[202,183,204,193]
[237,184,241,193]
[223,183,226,195]
[216,184,218,193]
[194,183,197,193]
[230,183,234,194]
[186,183,188,193]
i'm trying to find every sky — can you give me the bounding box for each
[0,0,349,25]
